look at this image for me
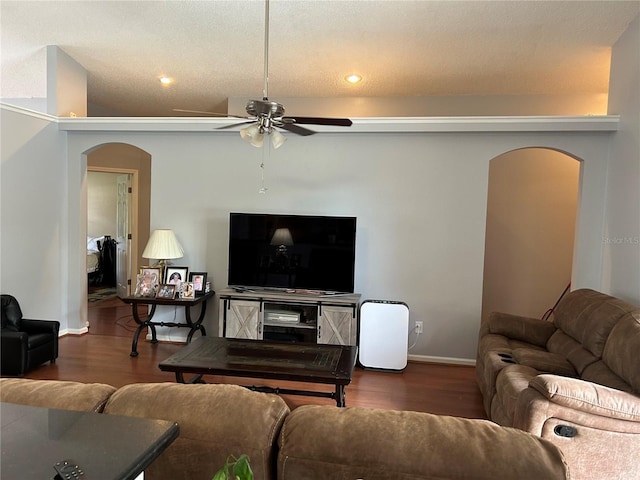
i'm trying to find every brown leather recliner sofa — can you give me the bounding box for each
[477,288,640,480]
[0,378,569,480]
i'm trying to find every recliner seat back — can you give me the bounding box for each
[1,294,23,331]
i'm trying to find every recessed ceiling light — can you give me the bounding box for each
[345,74,362,84]
[159,76,173,86]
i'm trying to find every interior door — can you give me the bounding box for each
[116,174,132,297]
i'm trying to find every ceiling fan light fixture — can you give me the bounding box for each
[240,124,264,148]
[345,74,362,84]
[270,129,287,149]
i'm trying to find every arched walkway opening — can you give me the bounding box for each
[481,147,581,322]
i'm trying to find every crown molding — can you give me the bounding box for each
[3,103,619,134]
[1,103,57,122]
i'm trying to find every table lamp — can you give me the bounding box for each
[142,229,184,271]
[270,228,293,255]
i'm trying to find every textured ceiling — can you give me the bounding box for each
[1,0,638,117]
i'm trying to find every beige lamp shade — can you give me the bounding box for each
[142,229,184,260]
[270,228,293,246]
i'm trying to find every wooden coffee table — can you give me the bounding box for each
[159,336,358,407]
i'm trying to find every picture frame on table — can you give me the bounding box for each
[164,266,189,289]
[155,284,176,299]
[189,272,207,296]
[180,282,195,300]
[140,266,162,283]
[134,272,158,298]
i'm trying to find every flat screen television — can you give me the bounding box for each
[227,213,357,293]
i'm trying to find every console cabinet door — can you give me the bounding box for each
[317,305,356,345]
[221,299,263,340]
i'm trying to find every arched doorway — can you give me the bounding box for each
[481,148,580,322]
[85,143,151,334]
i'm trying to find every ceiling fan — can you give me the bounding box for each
[174,0,352,149]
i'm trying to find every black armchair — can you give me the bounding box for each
[1,294,60,376]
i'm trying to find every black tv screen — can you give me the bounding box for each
[228,213,357,293]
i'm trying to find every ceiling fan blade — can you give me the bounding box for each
[282,116,353,127]
[216,121,256,130]
[173,108,228,116]
[278,123,316,136]
[173,108,249,120]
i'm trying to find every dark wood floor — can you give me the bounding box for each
[24,295,487,419]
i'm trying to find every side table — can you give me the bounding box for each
[119,290,214,356]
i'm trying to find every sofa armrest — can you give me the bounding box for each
[488,312,557,347]
[514,375,640,480]
[529,374,640,422]
[21,319,60,336]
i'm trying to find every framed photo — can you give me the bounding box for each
[140,266,162,282]
[164,266,188,289]
[155,284,176,299]
[180,282,195,300]
[189,272,207,296]
[134,272,158,297]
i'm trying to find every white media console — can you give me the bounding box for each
[218,287,361,346]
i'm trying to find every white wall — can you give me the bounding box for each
[604,14,640,304]
[0,108,68,326]
[56,126,611,361]
[87,171,117,239]
[46,46,87,117]
[0,105,622,360]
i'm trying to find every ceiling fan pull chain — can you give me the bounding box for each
[259,142,270,194]
[259,160,267,194]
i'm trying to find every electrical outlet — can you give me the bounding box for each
[415,321,423,334]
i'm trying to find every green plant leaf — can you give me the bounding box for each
[232,454,253,480]
[212,454,252,480]
[212,469,229,480]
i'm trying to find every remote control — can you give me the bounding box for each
[53,460,85,479]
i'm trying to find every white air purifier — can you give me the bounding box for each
[359,300,409,371]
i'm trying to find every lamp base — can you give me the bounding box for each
[154,259,174,283]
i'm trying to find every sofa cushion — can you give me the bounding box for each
[602,312,640,393]
[580,360,633,393]
[512,348,577,377]
[103,383,289,480]
[278,405,570,479]
[554,289,636,357]
[546,329,599,374]
[0,378,116,412]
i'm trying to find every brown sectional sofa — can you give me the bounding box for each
[0,378,570,479]
[477,288,640,480]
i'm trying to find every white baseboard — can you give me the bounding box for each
[59,327,88,336]
[146,332,188,343]
[407,353,476,366]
